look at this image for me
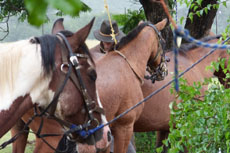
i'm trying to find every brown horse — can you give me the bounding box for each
[133,35,230,151]
[89,33,230,152]
[94,18,168,153]
[10,18,168,153]
[2,18,111,153]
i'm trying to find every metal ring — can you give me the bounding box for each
[88,118,99,128]
[60,63,69,73]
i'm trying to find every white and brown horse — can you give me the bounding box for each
[1,18,111,153]
[10,18,168,153]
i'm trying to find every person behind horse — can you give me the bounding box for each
[93,20,125,53]
[92,19,136,153]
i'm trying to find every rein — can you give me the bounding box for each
[0,33,103,152]
[56,33,105,131]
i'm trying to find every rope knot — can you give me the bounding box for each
[174,26,187,37]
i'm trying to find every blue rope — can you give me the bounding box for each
[84,36,230,136]
[175,0,177,24]
[72,31,230,137]
[173,30,179,92]
[173,26,230,92]
[175,26,230,50]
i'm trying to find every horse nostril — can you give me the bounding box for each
[107,131,112,142]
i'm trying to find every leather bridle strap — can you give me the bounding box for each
[147,23,166,51]
[56,32,98,125]
[114,50,144,85]
[33,36,73,117]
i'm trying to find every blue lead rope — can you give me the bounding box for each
[173,26,230,92]
[69,124,104,138]
[173,30,179,92]
[71,29,230,138]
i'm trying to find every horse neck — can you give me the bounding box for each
[186,39,228,64]
[0,94,33,138]
[119,27,157,79]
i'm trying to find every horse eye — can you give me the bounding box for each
[87,67,97,82]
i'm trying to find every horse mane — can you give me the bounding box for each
[34,30,94,74]
[0,41,26,93]
[0,30,92,94]
[115,22,150,50]
[178,34,222,52]
[34,34,59,75]
[0,33,60,93]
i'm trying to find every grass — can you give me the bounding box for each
[0,132,35,153]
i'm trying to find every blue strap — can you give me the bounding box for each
[69,124,104,138]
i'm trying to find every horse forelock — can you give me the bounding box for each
[34,34,59,75]
[115,22,149,50]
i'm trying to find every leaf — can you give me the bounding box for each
[199,9,203,16]
[49,0,83,16]
[189,12,193,22]
[223,1,227,8]
[207,4,212,10]
[24,0,85,26]
[196,11,200,17]
[204,7,208,14]
[191,3,195,9]
[180,16,184,25]
[197,0,202,6]
[25,0,48,26]
[194,6,199,11]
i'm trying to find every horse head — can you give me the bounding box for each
[48,18,111,152]
[145,18,168,83]
[114,18,168,84]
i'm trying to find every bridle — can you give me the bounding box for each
[0,32,105,152]
[113,22,168,85]
[145,22,169,83]
[45,32,105,137]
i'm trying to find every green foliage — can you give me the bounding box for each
[160,75,230,152]
[0,0,27,21]
[24,0,90,27]
[135,132,156,153]
[176,0,228,23]
[223,16,230,38]
[112,9,146,34]
[0,0,90,27]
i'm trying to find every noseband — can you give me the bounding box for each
[144,23,168,83]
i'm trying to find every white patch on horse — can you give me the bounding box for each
[0,39,54,111]
[54,92,72,119]
[96,90,108,124]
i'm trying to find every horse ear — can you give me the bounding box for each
[69,17,95,51]
[155,18,167,31]
[52,18,65,34]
